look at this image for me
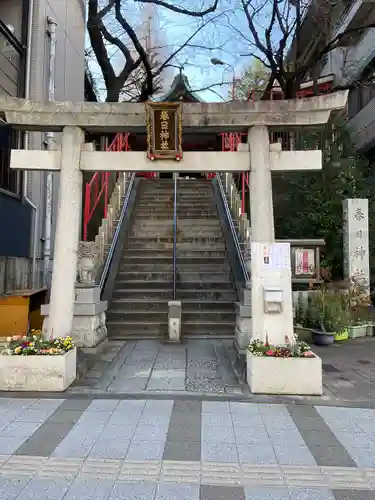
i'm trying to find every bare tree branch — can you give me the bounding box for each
[134,0,219,17]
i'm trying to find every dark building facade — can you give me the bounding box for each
[0,0,32,258]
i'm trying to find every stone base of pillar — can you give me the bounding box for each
[41,286,108,349]
[167,300,182,343]
[233,302,252,381]
[234,302,252,350]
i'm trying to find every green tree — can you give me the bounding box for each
[274,115,375,280]
[235,59,270,100]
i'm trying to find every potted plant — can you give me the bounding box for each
[343,278,372,338]
[308,288,346,346]
[246,334,322,395]
[0,330,76,391]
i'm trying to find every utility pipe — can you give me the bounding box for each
[23,0,38,289]
[43,17,57,285]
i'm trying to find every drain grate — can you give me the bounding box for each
[322,363,341,373]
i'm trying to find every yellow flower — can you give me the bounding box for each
[14,347,22,354]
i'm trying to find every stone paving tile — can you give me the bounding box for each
[332,490,375,500]
[79,459,122,480]
[126,440,165,461]
[15,476,72,500]
[200,484,246,500]
[315,406,375,468]
[154,401,190,461]
[118,461,160,482]
[201,442,239,463]
[14,400,91,457]
[288,487,336,500]
[288,405,355,468]
[0,476,31,500]
[62,477,114,500]
[201,462,242,486]
[155,481,200,500]
[109,481,157,500]
[37,457,85,480]
[161,461,200,484]
[245,486,290,499]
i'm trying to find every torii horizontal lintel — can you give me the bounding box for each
[2,91,348,132]
[10,149,322,173]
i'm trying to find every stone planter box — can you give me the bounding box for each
[348,324,367,339]
[246,350,322,396]
[0,348,77,392]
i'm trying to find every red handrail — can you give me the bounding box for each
[220,132,249,215]
[83,132,131,241]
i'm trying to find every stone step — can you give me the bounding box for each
[110,299,169,312]
[184,310,236,322]
[124,242,226,251]
[177,289,237,300]
[106,310,168,322]
[183,300,236,312]
[112,288,236,300]
[114,280,235,290]
[134,208,218,215]
[139,188,213,195]
[134,213,218,220]
[107,321,168,338]
[181,321,235,337]
[116,271,232,281]
[121,250,227,258]
[138,192,214,198]
[107,309,236,323]
[131,229,224,238]
[125,237,225,246]
[132,219,221,226]
[120,256,229,265]
[120,260,230,271]
[112,289,173,299]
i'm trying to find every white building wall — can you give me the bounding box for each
[26,0,85,280]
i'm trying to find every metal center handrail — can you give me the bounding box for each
[99,173,136,293]
[216,173,250,284]
[173,176,177,300]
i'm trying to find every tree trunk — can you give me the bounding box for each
[106,85,121,103]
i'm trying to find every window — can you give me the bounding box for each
[0,2,28,196]
[0,127,20,195]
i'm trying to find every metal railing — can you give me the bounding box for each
[172,176,177,300]
[99,172,136,293]
[83,132,131,241]
[217,173,250,284]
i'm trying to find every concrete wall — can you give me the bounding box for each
[315,0,375,153]
[348,96,375,153]
[26,0,85,278]
[321,29,375,87]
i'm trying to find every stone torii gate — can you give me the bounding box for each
[4,92,347,340]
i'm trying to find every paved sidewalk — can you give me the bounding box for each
[72,339,248,396]
[70,337,375,406]
[0,397,374,499]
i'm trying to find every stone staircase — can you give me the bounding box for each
[106,178,237,339]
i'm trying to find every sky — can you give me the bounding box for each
[87,0,293,102]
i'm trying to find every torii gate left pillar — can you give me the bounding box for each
[47,126,84,339]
